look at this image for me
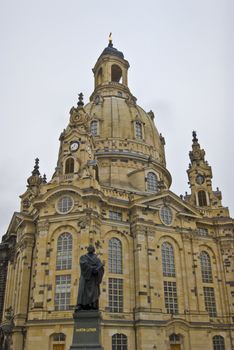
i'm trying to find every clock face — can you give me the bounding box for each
[196,174,205,185]
[70,141,79,152]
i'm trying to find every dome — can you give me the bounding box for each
[84,96,166,166]
[99,43,124,60]
[83,41,171,190]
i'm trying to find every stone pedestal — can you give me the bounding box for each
[69,310,103,350]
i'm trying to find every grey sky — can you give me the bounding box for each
[0,0,233,239]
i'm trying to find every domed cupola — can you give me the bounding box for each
[90,34,133,102]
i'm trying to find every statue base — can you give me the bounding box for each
[69,310,103,350]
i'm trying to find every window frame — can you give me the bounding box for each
[108,238,123,274]
[108,278,123,313]
[197,227,208,236]
[112,333,128,350]
[146,172,158,192]
[213,335,225,350]
[109,210,122,221]
[162,242,176,277]
[90,120,99,136]
[56,195,74,214]
[54,274,71,311]
[203,286,217,317]
[163,280,178,314]
[200,251,213,283]
[160,206,173,226]
[56,232,73,271]
[135,121,143,140]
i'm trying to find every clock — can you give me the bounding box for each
[70,141,79,152]
[196,174,205,185]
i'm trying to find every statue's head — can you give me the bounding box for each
[87,245,95,254]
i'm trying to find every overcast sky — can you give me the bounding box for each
[0,0,233,239]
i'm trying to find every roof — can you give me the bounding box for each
[99,43,124,60]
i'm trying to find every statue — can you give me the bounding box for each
[76,245,104,311]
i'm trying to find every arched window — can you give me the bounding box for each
[51,333,66,350]
[90,120,98,136]
[161,242,175,277]
[112,333,127,350]
[97,67,103,85]
[135,121,143,139]
[56,233,72,270]
[200,251,213,283]
[108,238,122,274]
[111,64,122,83]
[198,190,207,206]
[65,158,74,174]
[213,335,225,350]
[147,172,158,192]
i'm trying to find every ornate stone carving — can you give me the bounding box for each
[69,106,91,128]
[37,220,49,236]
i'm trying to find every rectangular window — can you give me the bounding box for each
[90,120,98,136]
[56,250,72,270]
[203,287,217,317]
[163,281,178,314]
[109,278,123,313]
[135,121,143,139]
[55,275,71,311]
[197,227,208,236]
[109,211,122,221]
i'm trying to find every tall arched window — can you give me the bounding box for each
[56,233,72,270]
[198,190,207,206]
[65,158,74,174]
[213,335,225,350]
[162,242,175,277]
[112,333,127,350]
[135,121,143,139]
[97,67,103,85]
[111,64,122,83]
[200,251,213,283]
[147,172,158,192]
[90,120,98,136]
[108,238,122,274]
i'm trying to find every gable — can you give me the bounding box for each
[132,190,201,218]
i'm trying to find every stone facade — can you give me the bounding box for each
[0,39,233,350]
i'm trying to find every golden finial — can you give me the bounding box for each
[108,32,113,47]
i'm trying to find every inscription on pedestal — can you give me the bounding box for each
[76,328,97,332]
[69,310,103,350]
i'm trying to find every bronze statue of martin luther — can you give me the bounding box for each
[76,245,104,311]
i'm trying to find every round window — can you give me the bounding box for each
[160,206,173,225]
[57,196,74,214]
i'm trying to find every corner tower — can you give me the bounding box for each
[185,131,229,217]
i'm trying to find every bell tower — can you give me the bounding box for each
[185,131,229,217]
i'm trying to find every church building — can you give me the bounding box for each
[0,38,233,350]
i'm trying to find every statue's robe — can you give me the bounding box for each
[77,253,104,307]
